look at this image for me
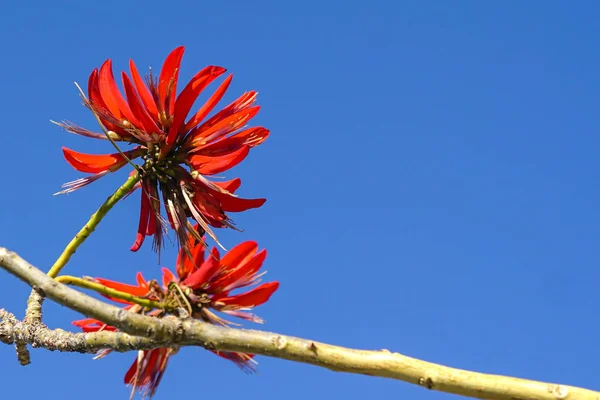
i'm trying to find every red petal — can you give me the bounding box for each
[146,199,157,236]
[98,60,140,126]
[183,74,233,132]
[88,68,106,110]
[211,351,256,373]
[136,272,148,288]
[129,59,159,117]
[167,66,226,144]
[183,247,221,290]
[62,147,142,174]
[220,241,258,270]
[88,68,120,132]
[72,318,103,327]
[191,106,260,146]
[190,186,227,225]
[198,127,270,156]
[122,72,162,135]
[124,354,141,385]
[213,190,266,213]
[218,282,279,307]
[81,325,117,333]
[162,267,177,289]
[130,185,151,252]
[94,277,148,304]
[176,235,206,280]
[211,249,267,291]
[215,178,242,193]
[158,46,185,115]
[196,91,257,132]
[188,146,249,175]
[124,348,171,397]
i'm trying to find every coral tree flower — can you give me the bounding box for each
[56,46,269,251]
[73,234,279,398]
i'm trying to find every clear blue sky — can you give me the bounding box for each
[0,1,599,399]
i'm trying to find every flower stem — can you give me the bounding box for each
[47,172,141,278]
[56,275,171,311]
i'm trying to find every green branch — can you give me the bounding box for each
[17,173,142,365]
[47,172,141,278]
[56,275,171,311]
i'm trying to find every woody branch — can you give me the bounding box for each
[0,247,597,400]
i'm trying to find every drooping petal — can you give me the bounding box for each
[62,147,142,174]
[214,178,242,193]
[216,282,279,307]
[131,183,152,252]
[181,180,222,245]
[218,194,266,213]
[124,348,173,399]
[147,181,164,252]
[211,351,256,374]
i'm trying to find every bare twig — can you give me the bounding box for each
[1,246,598,400]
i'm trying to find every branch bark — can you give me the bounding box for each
[0,246,598,400]
[0,309,161,353]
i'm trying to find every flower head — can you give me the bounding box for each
[73,234,278,398]
[56,46,269,252]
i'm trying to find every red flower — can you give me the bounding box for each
[56,46,269,252]
[73,235,278,398]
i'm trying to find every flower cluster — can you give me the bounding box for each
[74,234,279,398]
[57,46,268,252]
[55,47,280,399]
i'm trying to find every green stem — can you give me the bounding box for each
[47,172,141,278]
[56,275,170,311]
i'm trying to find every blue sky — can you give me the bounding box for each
[0,1,599,399]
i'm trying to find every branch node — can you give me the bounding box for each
[418,377,435,390]
[550,385,569,399]
[274,336,287,350]
[204,341,216,351]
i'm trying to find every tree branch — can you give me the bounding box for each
[0,246,598,400]
[0,309,162,353]
[18,174,141,364]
